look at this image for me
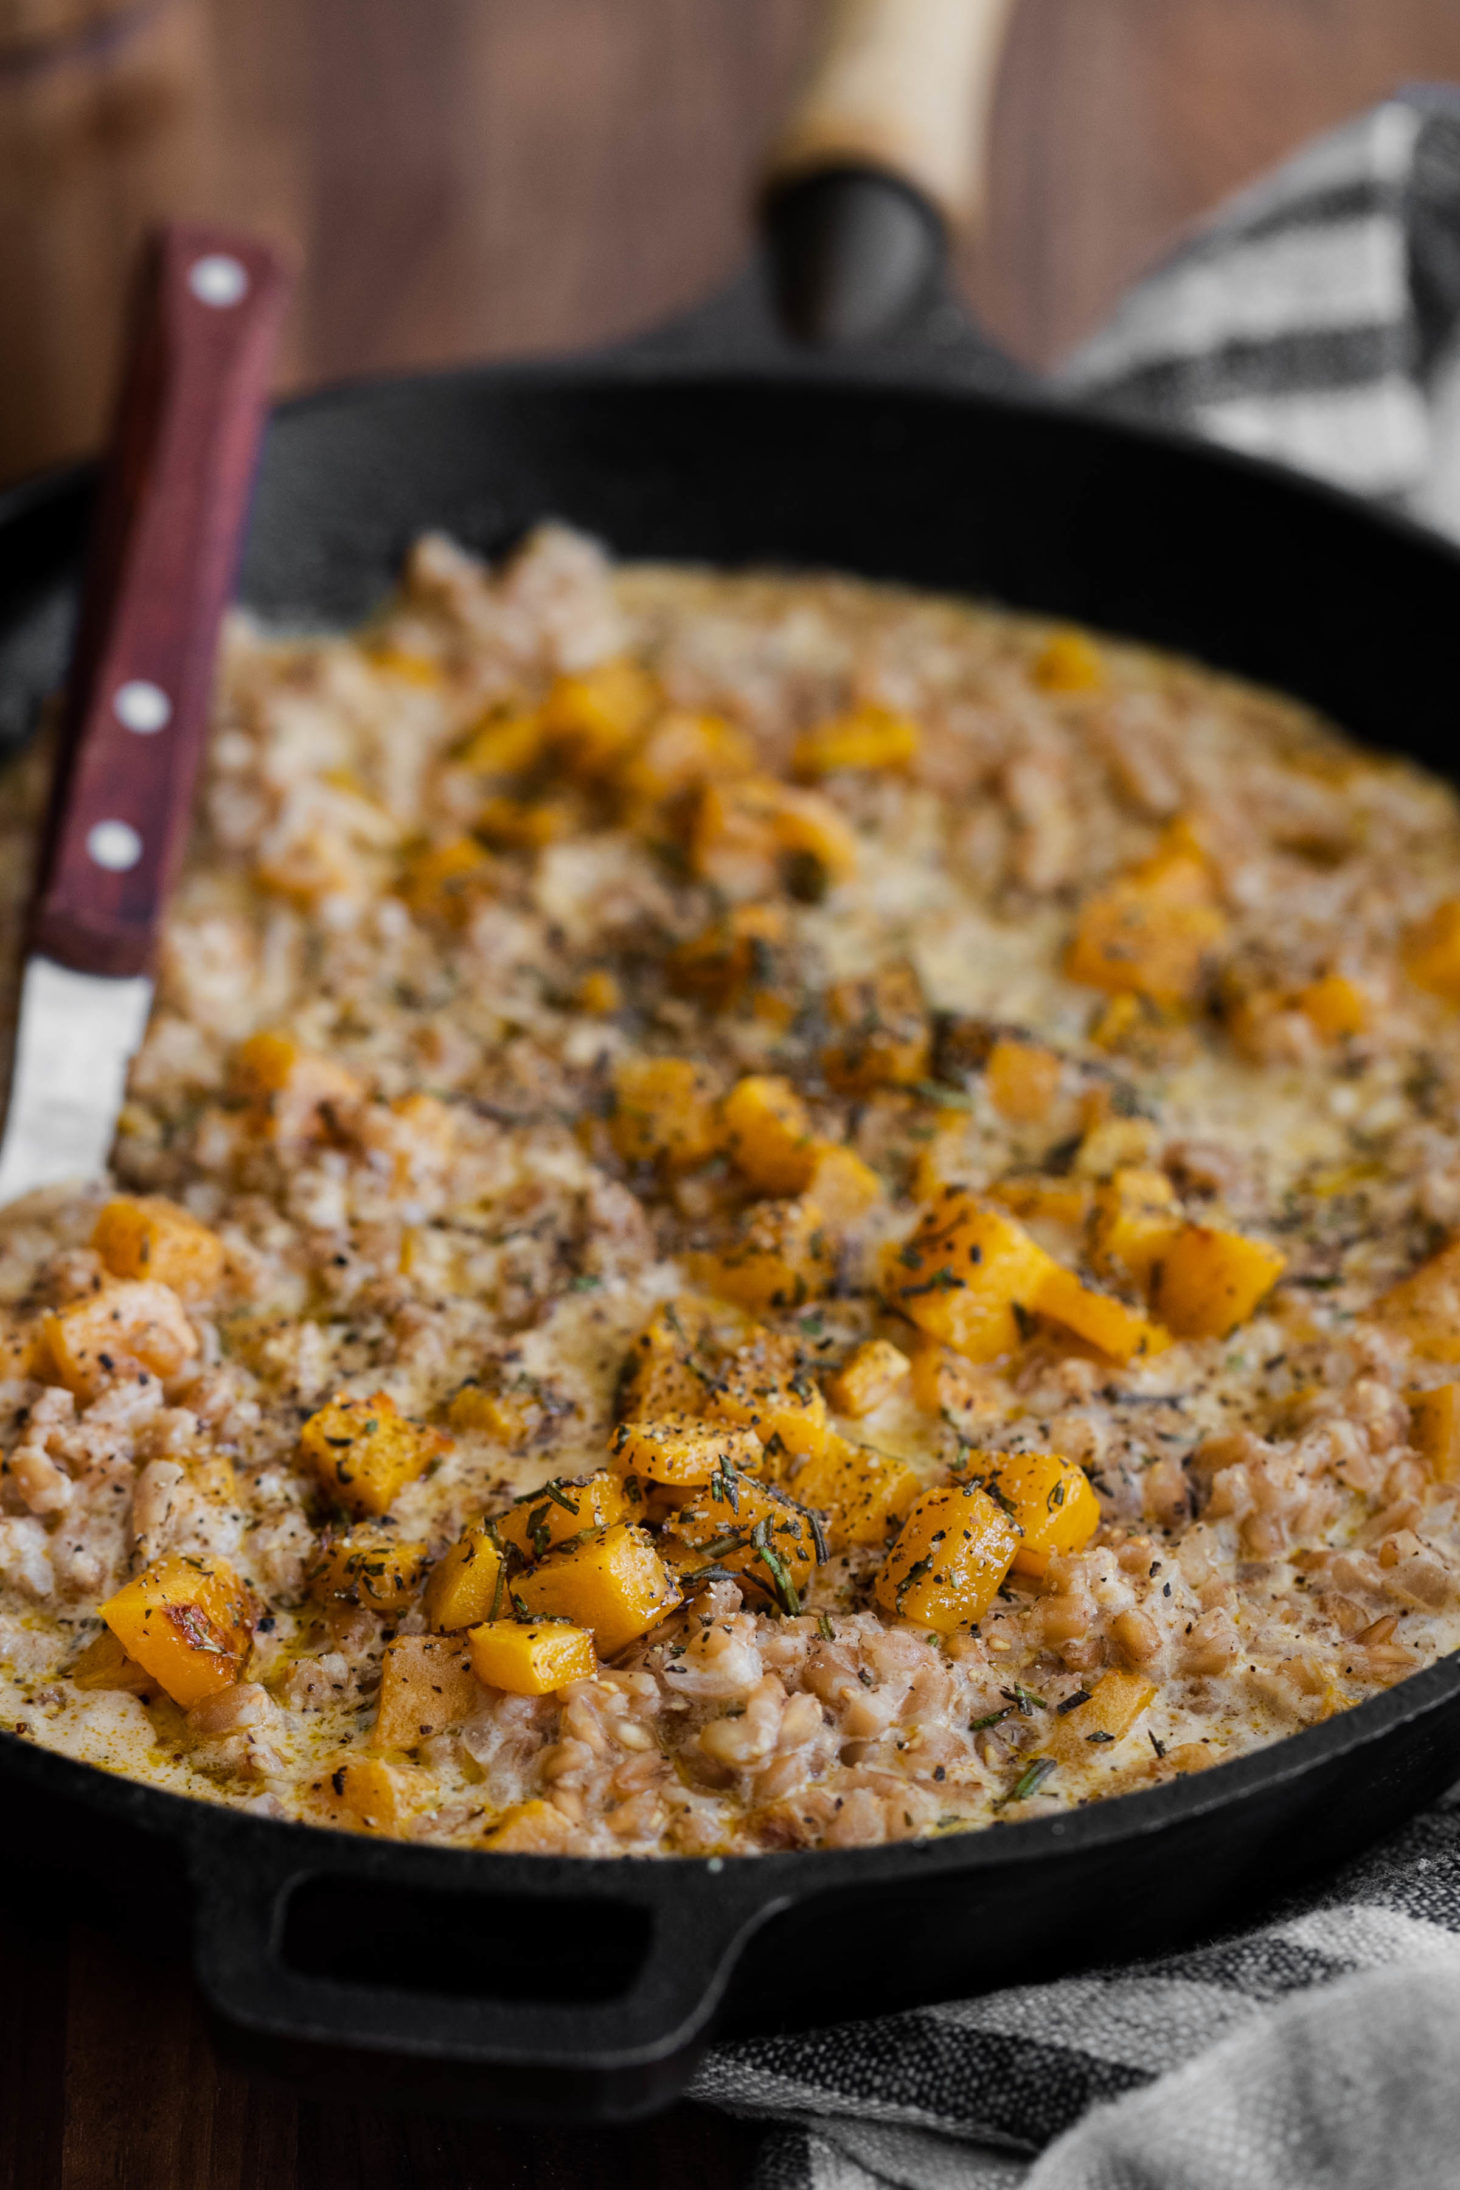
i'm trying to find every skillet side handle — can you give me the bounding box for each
[765,0,1015,232]
[188,1835,787,2110]
[30,224,291,980]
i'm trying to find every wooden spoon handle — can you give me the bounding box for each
[765,0,1015,229]
[31,223,291,979]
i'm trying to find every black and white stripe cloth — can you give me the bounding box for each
[692,91,1460,2189]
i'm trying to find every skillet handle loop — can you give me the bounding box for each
[188,1833,785,2105]
[30,223,290,980]
[765,0,1014,228]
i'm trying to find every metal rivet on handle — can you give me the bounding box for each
[86,820,143,872]
[113,680,171,734]
[188,254,249,308]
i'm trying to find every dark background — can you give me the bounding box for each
[3,1,1460,2183]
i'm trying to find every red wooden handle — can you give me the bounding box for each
[31,224,292,978]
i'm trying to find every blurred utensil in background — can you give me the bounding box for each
[0,222,288,1203]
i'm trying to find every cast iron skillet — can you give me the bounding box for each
[4,47,1460,2129]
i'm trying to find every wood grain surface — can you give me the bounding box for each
[2,3,1460,2184]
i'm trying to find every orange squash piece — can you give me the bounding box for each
[1042,1670,1158,1764]
[884,1194,1055,1363]
[789,1432,921,1551]
[792,705,921,778]
[309,1527,430,1614]
[100,1553,253,1708]
[44,1281,199,1401]
[511,1524,682,1655]
[468,1619,596,1695]
[720,1075,817,1195]
[425,1516,508,1632]
[1410,1384,1460,1481]
[967,1448,1100,1578]
[301,1391,447,1517]
[667,1476,820,1610]
[92,1196,225,1298]
[824,1337,911,1418]
[1066,850,1227,1008]
[610,1055,720,1171]
[821,962,930,1092]
[1150,1224,1286,1340]
[1035,1265,1170,1363]
[496,1471,641,1560]
[986,1037,1062,1124]
[609,1417,764,1488]
[874,1484,1020,1631]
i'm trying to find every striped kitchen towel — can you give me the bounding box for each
[692,89,1460,2190]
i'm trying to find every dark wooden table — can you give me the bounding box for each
[4,2,1460,2182]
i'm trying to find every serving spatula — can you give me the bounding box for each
[0,224,290,1206]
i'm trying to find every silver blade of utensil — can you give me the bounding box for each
[0,224,290,1209]
[0,959,152,1203]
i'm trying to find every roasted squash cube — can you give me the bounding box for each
[70,1627,160,1697]
[511,1524,682,1655]
[1088,1167,1181,1288]
[789,1431,921,1551]
[44,1280,199,1400]
[804,1143,884,1230]
[1042,1669,1157,1764]
[1296,974,1368,1040]
[497,1470,640,1561]
[1403,897,1460,1003]
[1035,1264,1170,1362]
[792,705,921,778]
[92,1196,225,1297]
[617,708,755,808]
[301,1391,447,1517]
[822,962,930,1092]
[666,901,789,1011]
[480,1798,578,1853]
[313,1752,425,1833]
[1034,628,1104,693]
[610,1416,764,1488]
[231,1032,364,1143]
[397,835,496,925]
[309,1526,430,1614]
[720,1075,817,1195]
[1066,851,1228,1008]
[475,794,575,850]
[456,705,549,777]
[100,1553,253,1708]
[987,1176,1094,1231]
[824,1337,911,1418]
[692,1195,834,1315]
[884,1195,1055,1363]
[1372,1240,1460,1362]
[905,1335,1002,1426]
[669,1477,820,1610]
[874,1484,1020,1631]
[468,1619,596,1695]
[540,657,658,776]
[1410,1384,1460,1481]
[986,1037,1062,1124]
[1150,1224,1286,1339]
[610,1055,720,1171]
[689,775,857,899]
[575,968,622,1015]
[424,1516,507,1631]
[374,1634,478,1749]
[446,1380,543,1447]
[968,1449,1100,1578]
[701,1325,831,1462]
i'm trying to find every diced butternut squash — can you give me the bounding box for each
[967,1449,1100,1578]
[617,709,756,808]
[468,1619,597,1695]
[374,1635,479,1749]
[701,1326,831,1462]
[1042,1669,1158,1764]
[100,1553,253,1708]
[609,1055,720,1171]
[575,968,622,1015]
[396,836,496,925]
[44,1281,199,1400]
[480,1798,578,1853]
[92,1196,225,1297]
[456,705,548,776]
[666,902,789,1011]
[986,1037,1062,1124]
[1373,1241,1460,1362]
[692,1195,834,1315]
[615,1297,723,1422]
[1403,898,1460,1003]
[511,1524,681,1655]
[1409,1384,1460,1481]
[874,1484,1020,1631]
[497,1470,641,1561]
[309,1526,430,1614]
[1089,1167,1181,1289]
[475,794,575,850]
[610,1416,764,1488]
[1295,974,1368,1040]
[424,1516,507,1632]
[792,705,921,778]
[821,962,930,1092]
[540,658,658,777]
[313,1752,426,1833]
[1034,628,1104,693]
[1034,1264,1170,1362]
[987,1176,1094,1231]
[1150,1224,1286,1339]
[884,1194,1055,1363]
[689,775,858,899]
[668,1477,820,1610]
[804,1143,884,1230]
[446,1380,543,1446]
[301,1390,447,1517]
[789,1431,921,1551]
[1074,1109,1159,1179]
[824,1337,911,1418]
[905,1335,1001,1425]
[720,1075,817,1194]
[70,1627,160,1697]
[1066,850,1228,1008]
[231,1032,363,1143]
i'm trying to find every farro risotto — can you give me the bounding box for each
[2,522,1460,1857]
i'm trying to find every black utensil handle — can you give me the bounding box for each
[188,1835,786,2086]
